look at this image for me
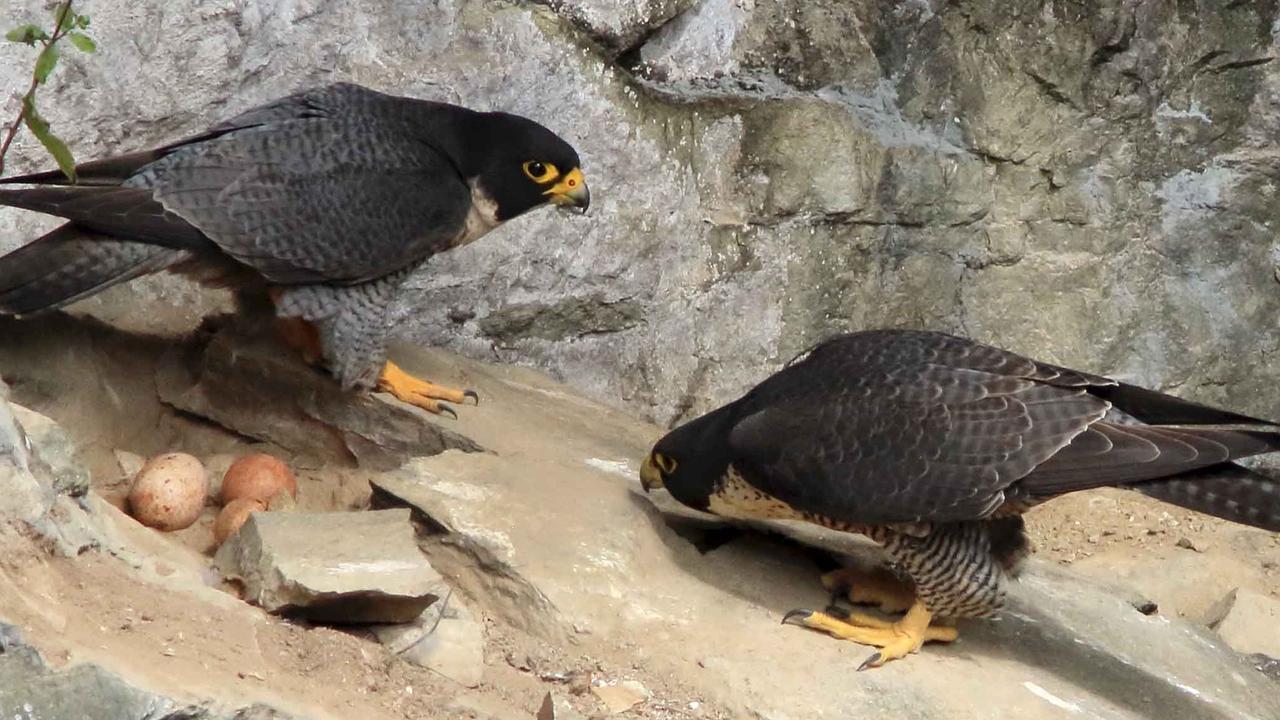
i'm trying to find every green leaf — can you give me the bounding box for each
[33,44,59,84]
[22,99,76,183]
[76,14,90,29]
[50,3,72,30]
[68,31,95,53]
[5,24,47,45]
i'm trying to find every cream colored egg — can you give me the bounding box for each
[128,452,208,531]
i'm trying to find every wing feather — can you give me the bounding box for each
[727,331,1110,524]
[718,330,1280,528]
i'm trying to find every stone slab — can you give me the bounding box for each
[214,509,443,623]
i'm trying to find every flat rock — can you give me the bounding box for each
[214,509,444,623]
[402,617,485,687]
[373,594,485,687]
[1209,588,1280,659]
[537,692,586,720]
[1071,546,1271,620]
[590,681,649,714]
[157,319,482,471]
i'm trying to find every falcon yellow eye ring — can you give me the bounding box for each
[522,161,559,184]
[654,453,678,474]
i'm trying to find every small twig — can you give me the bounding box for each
[0,1,80,178]
[0,79,42,175]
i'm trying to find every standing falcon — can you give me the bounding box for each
[640,330,1280,667]
[0,82,589,415]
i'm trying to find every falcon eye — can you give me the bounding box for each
[522,161,559,184]
[654,453,678,475]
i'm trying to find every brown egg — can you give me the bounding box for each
[220,453,297,505]
[213,497,266,546]
[128,452,208,531]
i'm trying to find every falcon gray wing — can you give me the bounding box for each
[726,331,1111,524]
[1,83,473,285]
[140,85,472,284]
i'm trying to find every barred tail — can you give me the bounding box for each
[1131,463,1280,532]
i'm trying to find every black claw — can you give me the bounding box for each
[781,609,813,627]
[438,403,458,420]
[463,389,479,406]
[857,652,882,671]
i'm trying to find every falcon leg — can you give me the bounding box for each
[377,360,478,418]
[821,566,915,614]
[782,600,957,669]
[274,316,325,366]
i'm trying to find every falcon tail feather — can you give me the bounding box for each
[1132,463,1280,532]
[0,186,208,250]
[0,148,167,187]
[1023,418,1280,532]
[0,224,181,316]
[1096,381,1273,426]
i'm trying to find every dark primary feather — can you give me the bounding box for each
[0,225,182,315]
[0,186,210,251]
[722,330,1280,528]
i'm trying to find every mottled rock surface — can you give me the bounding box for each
[4,0,1280,426]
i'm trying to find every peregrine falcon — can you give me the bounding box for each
[640,330,1280,667]
[0,82,589,415]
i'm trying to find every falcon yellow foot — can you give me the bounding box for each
[782,601,957,669]
[821,566,915,614]
[376,360,478,418]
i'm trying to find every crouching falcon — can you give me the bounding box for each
[0,82,589,416]
[641,330,1280,667]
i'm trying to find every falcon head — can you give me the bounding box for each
[465,112,589,221]
[640,405,738,511]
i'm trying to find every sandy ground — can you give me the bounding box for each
[1028,488,1280,600]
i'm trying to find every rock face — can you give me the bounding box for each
[4,0,1280,425]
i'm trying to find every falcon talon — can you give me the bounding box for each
[857,653,883,672]
[438,404,458,421]
[463,390,480,406]
[780,609,813,627]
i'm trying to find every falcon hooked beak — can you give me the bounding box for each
[545,167,590,213]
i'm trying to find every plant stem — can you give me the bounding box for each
[0,0,75,178]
